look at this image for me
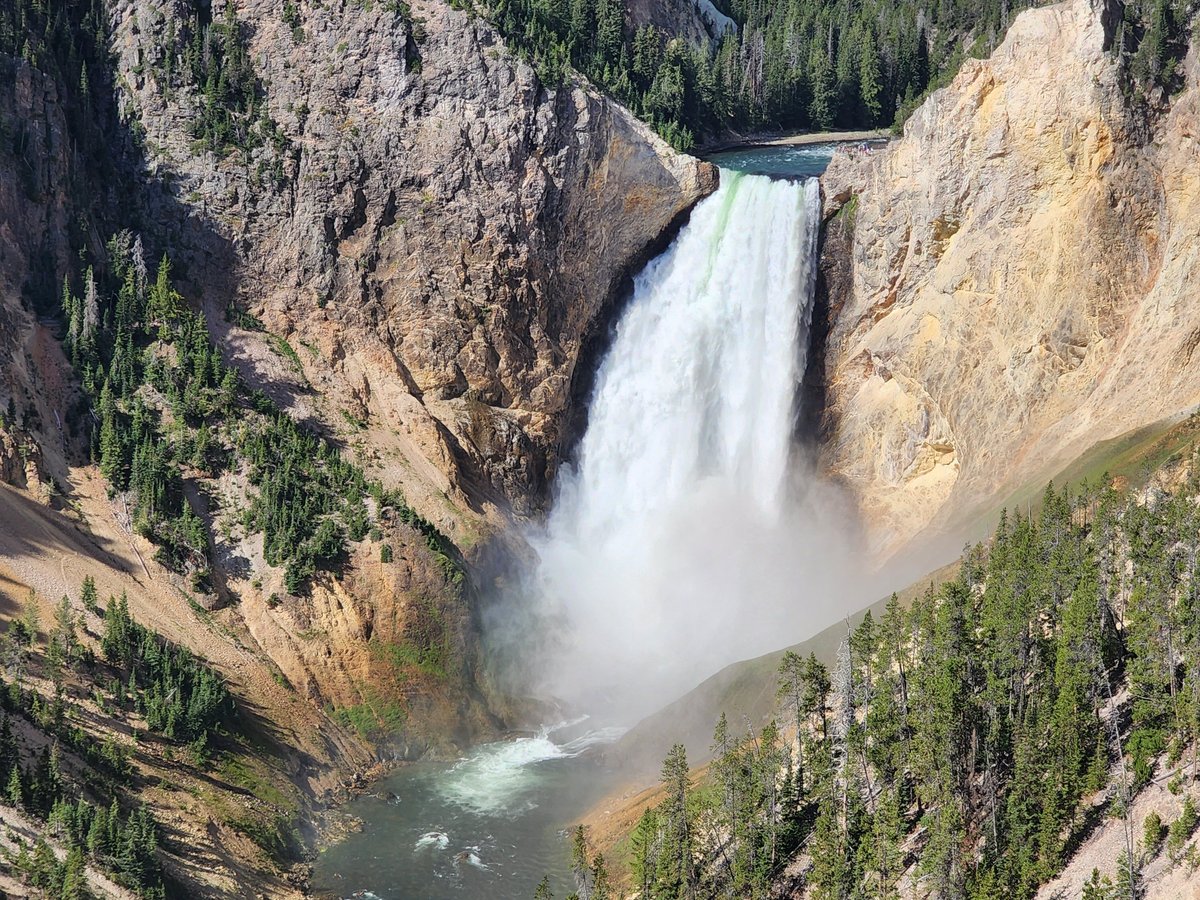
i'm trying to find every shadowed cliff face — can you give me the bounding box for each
[627,0,734,45]
[818,0,1200,558]
[111,0,716,533]
[0,63,78,488]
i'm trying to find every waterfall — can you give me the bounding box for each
[531,171,835,720]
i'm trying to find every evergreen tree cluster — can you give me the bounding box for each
[0,0,107,115]
[0,597,132,786]
[563,825,616,900]
[149,0,288,163]
[0,590,174,898]
[1109,0,1192,104]
[239,411,365,594]
[64,235,219,589]
[0,725,65,820]
[1,742,164,900]
[487,0,1196,150]
[486,0,1040,149]
[0,0,118,273]
[99,592,233,749]
[59,232,461,596]
[6,785,167,899]
[43,798,163,899]
[586,478,1200,900]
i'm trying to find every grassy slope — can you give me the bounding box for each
[602,559,960,784]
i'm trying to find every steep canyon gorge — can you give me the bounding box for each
[2,0,1200,895]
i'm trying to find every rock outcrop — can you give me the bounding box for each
[818,0,1200,556]
[628,0,735,45]
[0,60,80,503]
[112,0,715,531]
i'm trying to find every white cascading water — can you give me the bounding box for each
[531,171,838,720]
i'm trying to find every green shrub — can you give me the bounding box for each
[1168,797,1199,860]
[1143,810,1165,858]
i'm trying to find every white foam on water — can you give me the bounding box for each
[434,725,624,816]
[414,831,450,852]
[455,847,490,871]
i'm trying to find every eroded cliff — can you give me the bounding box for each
[818,0,1200,557]
[0,0,715,893]
[3,0,714,745]
[112,0,715,528]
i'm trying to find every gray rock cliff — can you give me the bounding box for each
[112,0,716,533]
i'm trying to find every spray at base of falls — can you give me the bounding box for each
[518,170,859,722]
[312,722,622,900]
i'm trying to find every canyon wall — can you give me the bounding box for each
[0,0,715,756]
[819,0,1200,557]
[0,0,715,892]
[112,0,714,531]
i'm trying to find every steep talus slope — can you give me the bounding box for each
[0,480,378,897]
[113,0,715,528]
[818,0,1200,556]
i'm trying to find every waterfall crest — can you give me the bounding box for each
[532,171,836,719]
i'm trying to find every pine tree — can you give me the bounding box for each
[5,763,23,808]
[0,715,15,779]
[777,651,807,788]
[53,595,78,664]
[658,743,695,899]
[61,846,87,900]
[808,46,836,130]
[859,26,883,124]
[98,379,127,490]
[80,575,99,614]
[571,825,593,900]
[630,807,661,899]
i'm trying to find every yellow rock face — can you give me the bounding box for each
[819,0,1200,558]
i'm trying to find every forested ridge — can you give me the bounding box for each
[482,0,1192,148]
[553,474,1200,899]
[54,231,462,598]
[1,0,1190,154]
[3,0,473,753]
[1,0,465,598]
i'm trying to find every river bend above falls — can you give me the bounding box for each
[314,144,837,900]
